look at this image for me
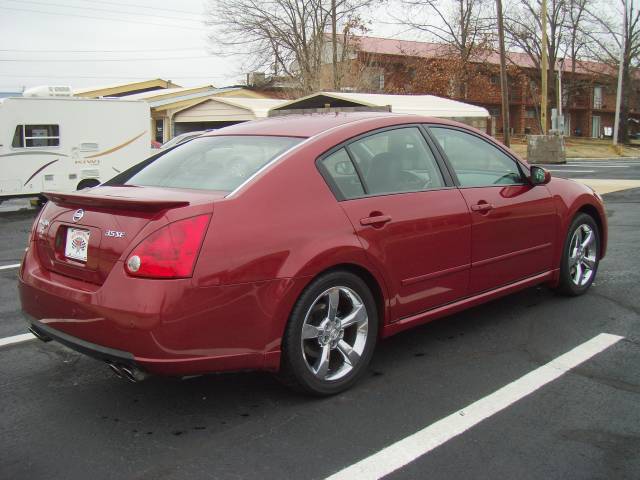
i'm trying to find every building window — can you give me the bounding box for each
[12,124,60,148]
[490,75,499,85]
[593,86,603,109]
[378,73,385,91]
[489,107,500,117]
[525,109,536,119]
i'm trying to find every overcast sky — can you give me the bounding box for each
[0,0,406,92]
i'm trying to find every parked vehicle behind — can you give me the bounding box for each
[19,112,606,395]
[0,87,150,200]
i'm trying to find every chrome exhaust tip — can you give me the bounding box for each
[107,362,148,383]
[119,365,148,383]
[29,327,52,343]
[107,362,125,380]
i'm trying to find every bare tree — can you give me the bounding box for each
[504,0,571,111]
[396,0,494,98]
[502,0,598,133]
[564,0,590,106]
[205,0,375,94]
[583,0,640,143]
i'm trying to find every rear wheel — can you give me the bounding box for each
[278,271,378,396]
[556,213,600,296]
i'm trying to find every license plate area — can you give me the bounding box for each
[65,227,90,262]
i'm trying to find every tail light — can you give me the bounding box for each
[125,214,210,279]
[30,203,47,244]
[22,204,47,277]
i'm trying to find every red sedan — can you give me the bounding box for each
[19,113,606,395]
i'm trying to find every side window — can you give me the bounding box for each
[11,126,23,148]
[348,127,444,195]
[320,148,365,200]
[430,127,524,187]
[12,125,60,148]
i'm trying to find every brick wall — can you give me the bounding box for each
[322,49,640,138]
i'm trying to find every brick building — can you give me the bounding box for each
[322,35,640,139]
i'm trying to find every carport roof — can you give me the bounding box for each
[122,85,216,102]
[74,78,181,98]
[210,97,289,117]
[173,97,288,122]
[272,91,489,118]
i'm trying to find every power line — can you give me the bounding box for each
[1,6,205,31]
[6,0,203,24]
[0,47,204,53]
[0,73,233,79]
[0,56,214,62]
[70,0,203,17]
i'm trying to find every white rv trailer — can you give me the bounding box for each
[0,88,150,200]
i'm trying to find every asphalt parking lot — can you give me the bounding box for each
[1,159,639,480]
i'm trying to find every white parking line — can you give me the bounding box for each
[325,333,623,480]
[565,164,630,168]
[567,159,640,163]
[0,333,35,347]
[0,263,21,270]
[547,169,595,173]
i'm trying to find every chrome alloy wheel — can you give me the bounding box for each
[300,286,369,381]
[568,224,597,286]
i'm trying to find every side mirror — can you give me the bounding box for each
[530,165,551,185]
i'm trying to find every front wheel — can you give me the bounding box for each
[556,213,600,296]
[278,271,378,396]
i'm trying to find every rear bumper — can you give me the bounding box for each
[27,316,135,366]
[19,248,308,376]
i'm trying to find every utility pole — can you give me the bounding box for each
[496,0,510,147]
[331,0,338,90]
[558,58,563,132]
[613,0,628,146]
[541,0,548,134]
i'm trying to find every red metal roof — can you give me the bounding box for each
[350,35,620,78]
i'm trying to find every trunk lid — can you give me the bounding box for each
[35,186,220,285]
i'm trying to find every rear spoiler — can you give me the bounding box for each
[43,191,189,211]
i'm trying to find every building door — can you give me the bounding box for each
[154,118,164,143]
[592,116,601,138]
[564,112,571,136]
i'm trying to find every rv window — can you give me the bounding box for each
[12,124,60,148]
[11,126,23,148]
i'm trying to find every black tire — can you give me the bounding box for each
[278,270,378,396]
[556,212,600,296]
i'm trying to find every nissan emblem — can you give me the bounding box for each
[72,209,84,222]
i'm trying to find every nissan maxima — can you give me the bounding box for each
[19,113,606,395]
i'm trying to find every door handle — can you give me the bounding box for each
[471,203,494,213]
[360,214,392,226]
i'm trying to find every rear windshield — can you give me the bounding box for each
[120,135,303,192]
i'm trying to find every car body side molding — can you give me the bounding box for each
[472,242,553,268]
[401,263,471,286]
[383,270,556,338]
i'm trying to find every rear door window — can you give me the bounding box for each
[318,148,365,199]
[348,127,445,195]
